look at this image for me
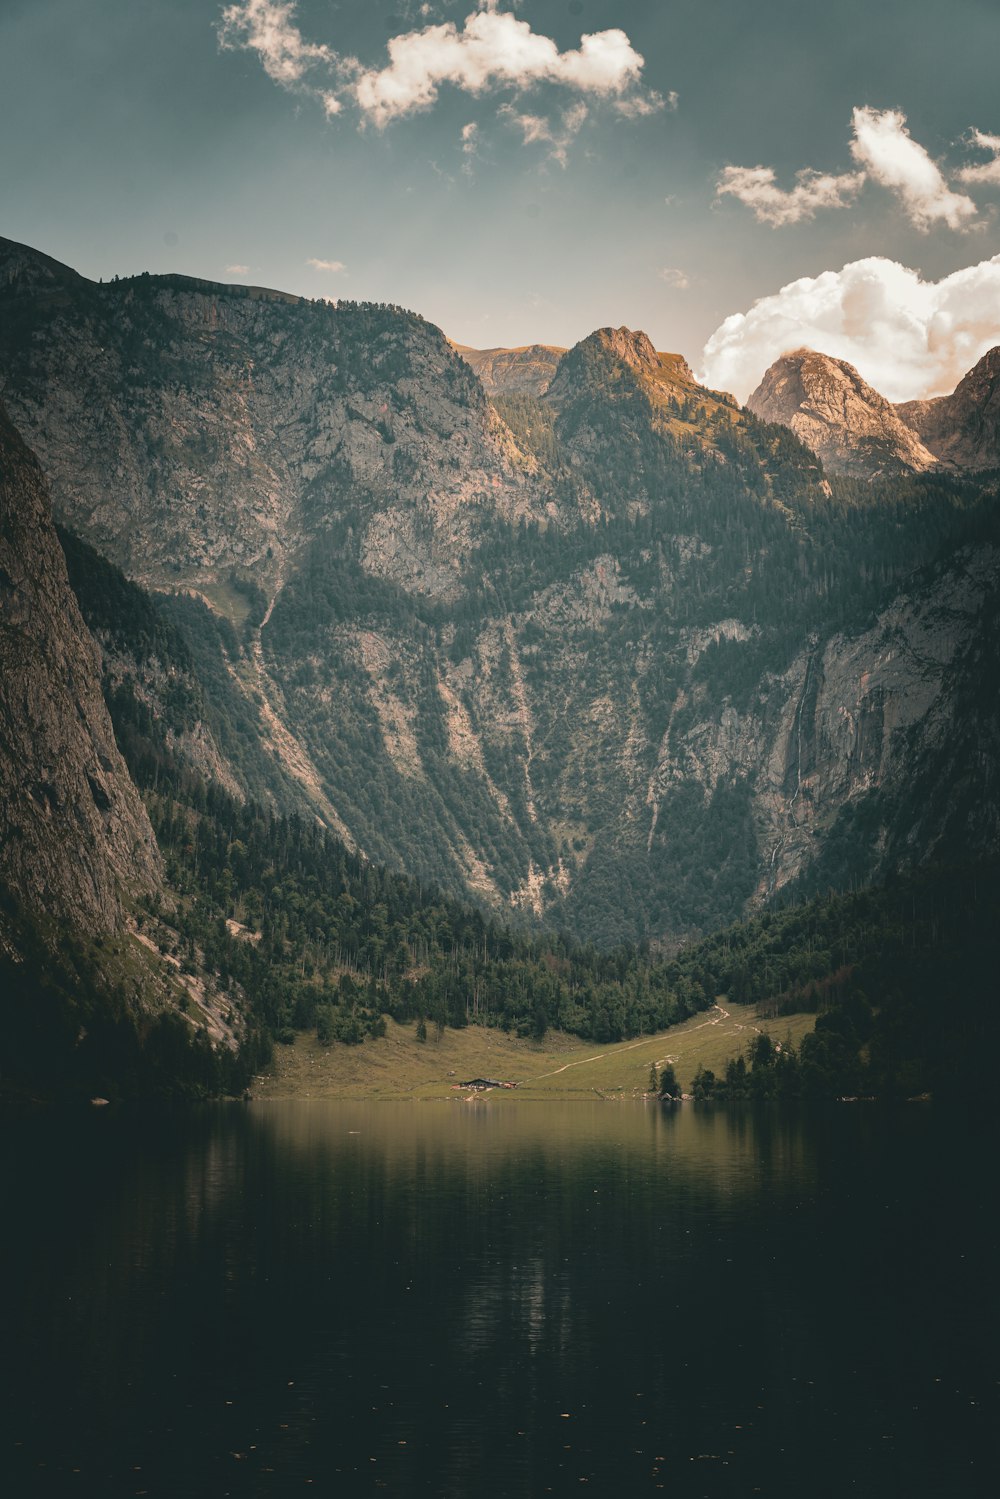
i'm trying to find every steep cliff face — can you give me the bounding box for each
[454,343,566,396]
[0,237,541,597]
[897,347,1000,470]
[0,404,160,934]
[547,327,740,426]
[3,239,995,946]
[746,349,938,478]
[661,547,1000,903]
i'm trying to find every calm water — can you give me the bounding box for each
[1,1101,996,1498]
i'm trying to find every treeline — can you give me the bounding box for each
[682,863,1000,1100]
[0,889,271,1104]
[146,786,721,1049]
[148,763,1000,1103]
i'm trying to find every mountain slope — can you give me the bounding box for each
[746,348,938,478]
[2,242,997,945]
[0,402,160,934]
[0,236,543,597]
[897,346,1000,470]
[453,342,566,396]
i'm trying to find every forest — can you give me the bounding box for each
[4,310,994,1103]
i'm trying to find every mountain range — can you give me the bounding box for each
[1,234,997,1097]
[745,345,1000,479]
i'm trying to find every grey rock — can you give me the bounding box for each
[747,348,938,478]
[0,403,160,932]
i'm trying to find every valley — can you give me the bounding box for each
[250,1003,819,1101]
[1,234,997,1107]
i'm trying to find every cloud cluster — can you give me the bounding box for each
[218,1,660,143]
[716,165,864,227]
[352,10,646,128]
[718,107,988,233]
[499,101,588,167]
[699,254,1000,403]
[849,107,977,231]
[306,257,345,273]
[218,0,333,87]
[957,129,1000,187]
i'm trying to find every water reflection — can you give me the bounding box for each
[1,1102,995,1497]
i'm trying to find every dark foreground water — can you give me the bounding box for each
[1,1101,997,1498]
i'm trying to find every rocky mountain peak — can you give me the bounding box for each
[0,238,543,598]
[588,325,661,374]
[747,348,938,478]
[897,345,1000,470]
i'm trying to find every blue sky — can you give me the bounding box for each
[3,1,1000,397]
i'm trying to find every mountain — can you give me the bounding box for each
[897,346,1000,470]
[1,239,997,948]
[453,342,566,396]
[0,401,160,935]
[0,236,544,596]
[746,348,938,478]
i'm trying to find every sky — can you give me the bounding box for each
[3,0,1000,400]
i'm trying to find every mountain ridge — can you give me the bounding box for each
[746,347,939,478]
[1,236,997,948]
[747,343,1000,479]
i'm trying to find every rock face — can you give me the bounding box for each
[675,547,1000,902]
[453,343,566,397]
[747,348,938,478]
[3,239,996,946]
[0,237,542,595]
[0,403,160,933]
[897,346,1000,470]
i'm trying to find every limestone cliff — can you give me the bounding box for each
[659,547,1000,901]
[746,348,938,478]
[0,237,542,597]
[0,404,160,934]
[3,239,995,946]
[453,342,566,396]
[897,347,1000,470]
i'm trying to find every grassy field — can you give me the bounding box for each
[251,1003,817,1102]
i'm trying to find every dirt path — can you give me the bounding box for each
[531,1005,731,1080]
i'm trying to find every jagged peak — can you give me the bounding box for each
[896,344,1000,470]
[751,347,889,403]
[747,346,938,478]
[583,325,661,373]
[950,343,1000,392]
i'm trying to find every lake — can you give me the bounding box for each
[1,1101,996,1497]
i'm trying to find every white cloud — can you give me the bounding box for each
[613,89,672,119]
[350,11,647,128]
[957,128,1000,186]
[700,254,1000,404]
[306,257,346,273]
[225,263,251,275]
[499,100,588,166]
[849,106,978,231]
[461,121,479,154]
[217,3,659,138]
[716,164,864,226]
[218,0,334,86]
[658,266,689,290]
[718,107,984,232]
